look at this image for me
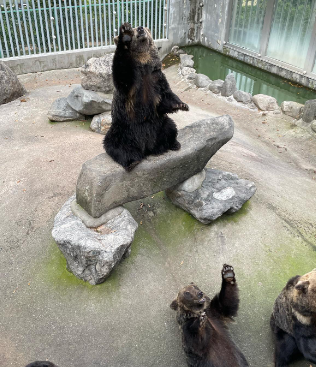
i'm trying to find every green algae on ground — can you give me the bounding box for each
[215,201,252,225]
[36,240,120,295]
[49,119,92,131]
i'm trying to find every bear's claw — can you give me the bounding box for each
[173,103,189,112]
[222,264,235,283]
[199,312,207,328]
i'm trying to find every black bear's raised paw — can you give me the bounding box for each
[169,140,181,151]
[172,103,189,112]
[222,264,235,284]
[120,22,133,43]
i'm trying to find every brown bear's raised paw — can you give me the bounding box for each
[120,22,133,43]
[222,264,235,284]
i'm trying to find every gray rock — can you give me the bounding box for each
[301,99,316,123]
[180,54,194,68]
[166,169,256,224]
[67,86,112,115]
[209,79,224,94]
[47,97,85,122]
[176,170,206,192]
[0,61,26,105]
[187,73,197,81]
[90,111,112,134]
[195,74,211,88]
[233,90,252,104]
[311,121,316,133]
[171,46,186,55]
[252,94,279,111]
[80,53,114,93]
[221,73,237,97]
[181,67,196,77]
[76,115,234,218]
[281,101,303,119]
[71,200,124,228]
[52,195,138,285]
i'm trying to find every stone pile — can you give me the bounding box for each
[0,61,26,105]
[52,115,257,284]
[47,53,114,134]
[179,51,316,135]
[178,53,278,111]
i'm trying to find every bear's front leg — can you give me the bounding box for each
[273,325,299,367]
[155,71,189,114]
[210,264,240,318]
[112,23,136,94]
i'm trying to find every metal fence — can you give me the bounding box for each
[0,0,169,59]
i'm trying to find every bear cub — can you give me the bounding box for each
[170,264,249,367]
[270,268,316,366]
[103,23,189,171]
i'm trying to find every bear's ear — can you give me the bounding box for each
[295,280,310,293]
[170,299,178,310]
[114,36,119,45]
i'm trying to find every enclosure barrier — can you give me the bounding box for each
[0,0,169,59]
[228,0,316,74]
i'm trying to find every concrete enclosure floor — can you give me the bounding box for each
[0,65,316,367]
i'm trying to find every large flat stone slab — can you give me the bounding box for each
[166,169,256,224]
[76,115,234,218]
[52,195,138,284]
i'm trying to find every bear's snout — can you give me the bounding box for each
[137,26,145,36]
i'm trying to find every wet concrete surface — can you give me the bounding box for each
[0,65,316,367]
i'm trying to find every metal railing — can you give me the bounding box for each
[0,0,169,58]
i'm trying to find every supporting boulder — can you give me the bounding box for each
[166,169,256,224]
[76,115,234,218]
[52,196,138,285]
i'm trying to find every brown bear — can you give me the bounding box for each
[270,268,316,366]
[170,265,249,367]
[103,23,189,171]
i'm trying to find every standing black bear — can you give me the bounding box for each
[270,269,316,366]
[170,265,249,367]
[103,23,189,171]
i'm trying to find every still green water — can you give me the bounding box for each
[183,46,316,105]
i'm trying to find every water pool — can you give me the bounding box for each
[183,46,316,105]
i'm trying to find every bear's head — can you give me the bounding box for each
[114,26,154,55]
[292,269,316,315]
[170,283,209,314]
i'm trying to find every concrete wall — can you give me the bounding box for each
[201,0,229,52]
[224,45,316,91]
[3,39,176,75]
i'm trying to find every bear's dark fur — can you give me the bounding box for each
[103,23,189,171]
[25,362,58,367]
[270,268,316,366]
[170,265,249,367]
